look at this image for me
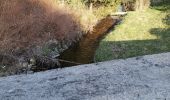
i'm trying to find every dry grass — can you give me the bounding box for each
[0,0,82,55]
[0,0,84,76]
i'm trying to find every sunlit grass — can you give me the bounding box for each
[106,10,166,41]
[95,5,170,62]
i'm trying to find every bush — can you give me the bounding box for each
[0,0,84,74]
[0,0,82,56]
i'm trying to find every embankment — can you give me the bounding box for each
[0,52,170,99]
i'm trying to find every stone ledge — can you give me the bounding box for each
[0,52,170,100]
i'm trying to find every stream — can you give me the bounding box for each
[59,16,120,67]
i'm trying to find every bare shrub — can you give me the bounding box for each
[0,0,82,55]
[0,0,83,74]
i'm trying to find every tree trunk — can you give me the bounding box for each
[144,0,150,8]
[135,0,140,10]
[135,0,150,11]
[89,3,93,13]
[60,0,65,7]
[139,0,144,10]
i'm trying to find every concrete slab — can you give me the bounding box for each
[110,12,128,16]
[0,52,170,100]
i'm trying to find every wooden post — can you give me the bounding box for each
[89,2,93,13]
[135,0,140,10]
[60,0,65,7]
[135,0,150,11]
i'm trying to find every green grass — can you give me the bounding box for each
[95,4,170,62]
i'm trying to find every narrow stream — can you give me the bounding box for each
[59,16,120,67]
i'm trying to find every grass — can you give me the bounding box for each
[95,3,170,62]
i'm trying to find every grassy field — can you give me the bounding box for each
[95,3,170,62]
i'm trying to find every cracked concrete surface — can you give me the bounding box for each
[0,52,170,100]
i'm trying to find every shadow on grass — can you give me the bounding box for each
[150,1,170,11]
[95,37,170,62]
[96,27,170,62]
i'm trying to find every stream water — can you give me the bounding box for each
[59,16,120,67]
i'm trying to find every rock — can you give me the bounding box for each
[0,52,170,100]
